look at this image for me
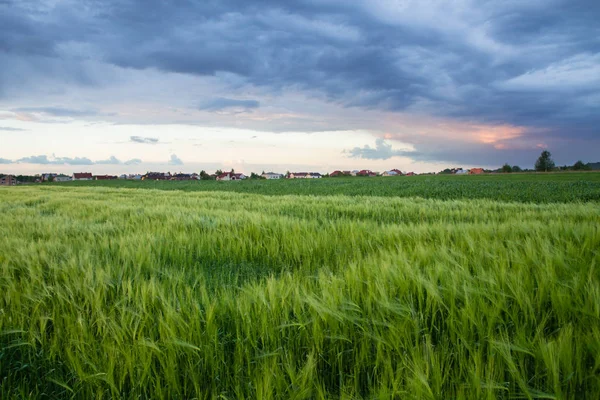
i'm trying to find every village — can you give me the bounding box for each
[0,168,494,186]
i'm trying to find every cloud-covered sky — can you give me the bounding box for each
[1,0,598,174]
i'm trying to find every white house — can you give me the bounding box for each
[455,169,469,175]
[217,172,247,181]
[262,172,283,179]
[289,172,322,179]
[54,175,72,182]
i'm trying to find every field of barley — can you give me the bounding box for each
[1,178,599,399]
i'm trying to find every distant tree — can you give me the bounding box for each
[215,169,223,176]
[199,170,212,180]
[512,165,522,173]
[535,150,555,172]
[501,163,512,173]
[230,168,235,174]
[250,172,262,179]
[573,160,591,171]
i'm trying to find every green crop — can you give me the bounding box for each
[1,185,599,399]
[59,172,600,203]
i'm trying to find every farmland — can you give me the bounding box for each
[1,178,600,399]
[61,172,600,203]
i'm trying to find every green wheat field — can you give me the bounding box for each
[1,174,599,399]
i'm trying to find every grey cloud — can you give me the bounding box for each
[0,158,13,164]
[13,154,145,166]
[345,138,413,160]
[95,155,121,165]
[1,0,599,151]
[199,97,260,112]
[168,154,183,165]
[12,107,104,117]
[17,154,94,165]
[0,126,27,131]
[130,136,159,144]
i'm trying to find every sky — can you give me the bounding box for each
[1,0,599,175]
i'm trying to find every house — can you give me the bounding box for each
[41,173,57,182]
[262,172,283,179]
[72,172,93,181]
[94,175,117,180]
[405,172,415,176]
[119,174,128,179]
[0,175,17,186]
[455,169,469,175]
[217,172,247,181]
[383,169,403,176]
[289,172,322,179]
[350,170,360,176]
[357,170,377,177]
[54,175,72,182]
[288,172,308,179]
[171,173,193,181]
[330,170,351,177]
[469,168,484,175]
[142,172,169,180]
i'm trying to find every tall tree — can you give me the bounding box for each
[501,163,512,173]
[535,150,555,172]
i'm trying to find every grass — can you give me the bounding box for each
[57,172,600,203]
[1,184,599,399]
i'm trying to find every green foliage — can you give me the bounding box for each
[535,150,556,172]
[1,186,599,399]
[512,165,522,173]
[56,172,600,203]
[573,160,591,171]
[501,163,512,173]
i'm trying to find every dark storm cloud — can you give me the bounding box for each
[2,0,599,163]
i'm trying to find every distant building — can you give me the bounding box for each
[171,173,193,181]
[455,169,469,175]
[41,173,57,182]
[288,172,322,179]
[72,172,93,181]
[0,175,17,186]
[142,172,169,180]
[217,172,247,181]
[262,172,283,179]
[356,170,377,177]
[469,168,484,175]
[94,175,118,180]
[382,169,403,177]
[54,175,72,182]
[330,170,344,177]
